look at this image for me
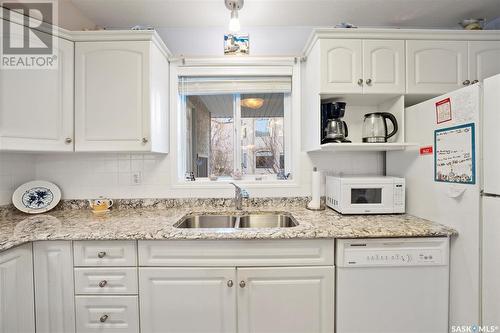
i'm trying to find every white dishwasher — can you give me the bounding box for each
[336,237,449,333]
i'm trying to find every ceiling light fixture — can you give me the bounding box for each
[241,98,264,109]
[225,0,244,33]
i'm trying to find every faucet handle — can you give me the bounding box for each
[241,189,250,198]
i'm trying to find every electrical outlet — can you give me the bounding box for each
[132,172,142,185]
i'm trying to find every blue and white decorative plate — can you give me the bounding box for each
[12,181,61,214]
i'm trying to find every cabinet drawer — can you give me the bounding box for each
[75,268,138,295]
[138,239,335,267]
[74,241,137,267]
[75,296,139,333]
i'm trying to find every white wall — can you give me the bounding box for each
[58,0,96,30]
[0,153,36,205]
[158,26,312,56]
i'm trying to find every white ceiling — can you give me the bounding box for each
[70,0,500,29]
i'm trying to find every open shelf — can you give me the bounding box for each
[315,142,417,152]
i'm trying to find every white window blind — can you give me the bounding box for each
[179,76,292,95]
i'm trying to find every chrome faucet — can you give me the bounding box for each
[230,182,249,210]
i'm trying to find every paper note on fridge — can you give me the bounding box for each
[434,123,476,184]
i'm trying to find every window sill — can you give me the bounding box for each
[171,178,299,190]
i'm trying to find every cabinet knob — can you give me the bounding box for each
[97,251,106,258]
[366,78,372,85]
[227,280,233,288]
[98,280,108,288]
[65,138,72,144]
[239,280,246,288]
[357,78,363,86]
[463,80,471,86]
[472,79,479,84]
[142,137,148,144]
[99,314,109,323]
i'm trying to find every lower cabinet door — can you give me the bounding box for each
[139,267,237,333]
[75,296,139,333]
[0,244,35,333]
[33,241,76,333]
[237,266,334,333]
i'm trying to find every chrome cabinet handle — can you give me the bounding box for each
[472,79,479,84]
[357,78,363,85]
[100,314,108,323]
[366,78,372,85]
[97,251,106,258]
[463,80,471,86]
[98,280,108,288]
[227,280,233,288]
[239,280,246,288]
[142,137,148,144]
[65,138,72,144]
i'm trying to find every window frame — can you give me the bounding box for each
[170,58,300,189]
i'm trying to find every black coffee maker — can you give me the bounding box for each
[321,101,351,143]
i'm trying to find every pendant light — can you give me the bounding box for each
[225,0,244,33]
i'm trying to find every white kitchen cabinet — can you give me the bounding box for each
[33,241,75,333]
[468,41,500,83]
[75,267,138,295]
[237,266,334,333]
[73,240,137,267]
[363,40,405,93]
[75,40,169,152]
[319,39,404,94]
[139,267,237,333]
[0,30,74,152]
[0,244,35,333]
[75,296,139,333]
[320,39,363,93]
[406,40,468,94]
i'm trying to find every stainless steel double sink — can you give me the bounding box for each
[174,214,298,229]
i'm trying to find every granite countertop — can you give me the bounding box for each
[0,198,457,252]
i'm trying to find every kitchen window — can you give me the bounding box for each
[179,76,292,181]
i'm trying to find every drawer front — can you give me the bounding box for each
[75,268,138,295]
[74,241,137,267]
[138,239,335,267]
[75,296,139,333]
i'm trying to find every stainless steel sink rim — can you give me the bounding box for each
[174,213,299,229]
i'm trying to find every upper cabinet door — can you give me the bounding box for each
[363,40,405,94]
[469,41,500,83]
[320,39,363,93]
[406,40,468,94]
[0,244,35,333]
[237,266,334,333]
[75,41,151,152]
[0,30,74,151]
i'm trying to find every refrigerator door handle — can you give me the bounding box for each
[481,191,500,198]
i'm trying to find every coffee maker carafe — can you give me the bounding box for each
[321,101,351,143]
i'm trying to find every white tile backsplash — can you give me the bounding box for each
[35,153,172,199]
[0,153,36,205]
[0,151,383,202]
[309,151,385,176]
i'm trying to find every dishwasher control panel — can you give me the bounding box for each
[343,249,445,266]
[336,238,449,267]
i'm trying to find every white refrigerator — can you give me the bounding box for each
[387,73,500,330]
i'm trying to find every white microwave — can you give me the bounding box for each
[326,176,405,214]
